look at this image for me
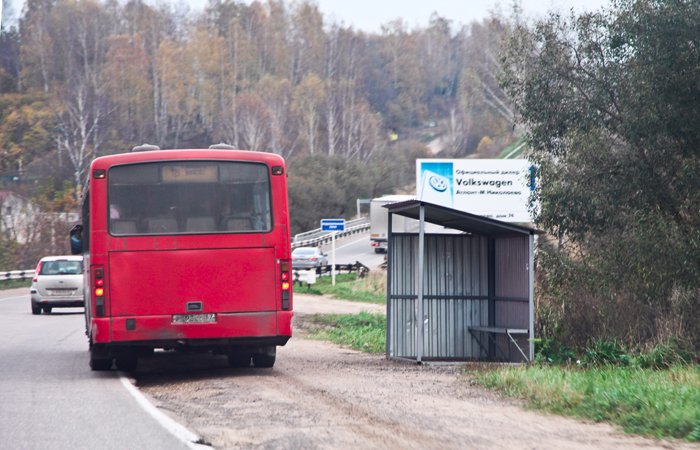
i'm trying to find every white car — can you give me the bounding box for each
[30,255,84,314]
[291,247,328,270]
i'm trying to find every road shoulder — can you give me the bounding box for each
[0,287,29,300]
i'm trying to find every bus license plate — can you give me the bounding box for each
[172,313,217,324]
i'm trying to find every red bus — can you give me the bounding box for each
[70,147,293,372]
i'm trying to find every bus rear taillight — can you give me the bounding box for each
[93,267,105,316]
[281,261,291,310]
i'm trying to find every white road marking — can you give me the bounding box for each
[118,372,212,449]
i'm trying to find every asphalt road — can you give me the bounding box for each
[0,289,195,450]
[319,232,385,270]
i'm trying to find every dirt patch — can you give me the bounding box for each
[292,293,385,317]
[135,296,698,450]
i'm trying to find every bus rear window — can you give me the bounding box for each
[108,161,272,236]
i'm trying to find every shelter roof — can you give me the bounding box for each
[383,199,544,237]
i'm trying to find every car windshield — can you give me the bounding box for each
[293,249,317,256]
[40,260,83,275]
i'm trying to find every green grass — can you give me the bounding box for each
[0,279,31,290]
[497,138,526,159]
[296,272,386,304]
[475,364,700,441]
[304,312,387,354]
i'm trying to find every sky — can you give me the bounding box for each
[3,0,612,32]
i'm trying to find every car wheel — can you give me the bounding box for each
[32,304,42,315]
[228,354,251,368]
[115,357,138,372]
[43,306,52,314]
[252,346,276,368]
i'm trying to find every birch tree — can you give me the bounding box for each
[53,0,111,189]
[292,73,325,154]
[259,74,292,156]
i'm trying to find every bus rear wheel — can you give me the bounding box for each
[115,357,138,372]
[90,356,113,371]
[228,354,251,368]
[252,347,276,368]
[90,343,112,371]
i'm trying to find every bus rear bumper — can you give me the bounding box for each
[103,311,293,343]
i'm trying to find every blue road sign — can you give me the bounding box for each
[321,219,345,231]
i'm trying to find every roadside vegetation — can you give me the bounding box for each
[476,0,700,441]
[503,0,700,355]
[295,272,387,354]
[0,279,31,290]
[473,340,700,441]
[296,272,386,304]
[303,312,386,354]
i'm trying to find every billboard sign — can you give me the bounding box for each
[416,159,534,222]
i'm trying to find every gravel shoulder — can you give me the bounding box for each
[133,294,697,450]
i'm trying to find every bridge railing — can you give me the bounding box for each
[292,218,370,249]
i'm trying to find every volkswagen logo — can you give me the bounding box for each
[429,175,448,192]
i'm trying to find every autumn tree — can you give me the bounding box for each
[0,27,20,94]
[236,91,269,151]
[104,35,150,143]
[155,38,196,148]
[288,1,324,83]
[52,0,111,188]
[258,74,292,156]
[292,73,325,154]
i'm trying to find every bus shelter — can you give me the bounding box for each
[384,200,542,363]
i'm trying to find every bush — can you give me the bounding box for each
[534,244,700,356]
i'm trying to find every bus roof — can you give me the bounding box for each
[91,149,286,170]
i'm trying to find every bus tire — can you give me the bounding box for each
[253,347,276,368]
[32,304,42,315]
[115,357,138,372]
[90,355,113,371]
[228,354,251,368]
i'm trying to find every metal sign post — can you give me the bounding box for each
[332,231,336,285]
[320,219,345,286]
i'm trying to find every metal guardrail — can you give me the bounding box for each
[1,270,34,281]
[292,261,370,287]
[293,217,369,243]
[292,218,370,249]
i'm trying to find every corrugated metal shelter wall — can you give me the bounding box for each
[494,235,530,362]
[388,233,489,359]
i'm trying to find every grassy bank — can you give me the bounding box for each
[296,271,387,353]
[0,279,31,290]
[296,272,386,304]
[475,364,700,441]
[303,312,386,353]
